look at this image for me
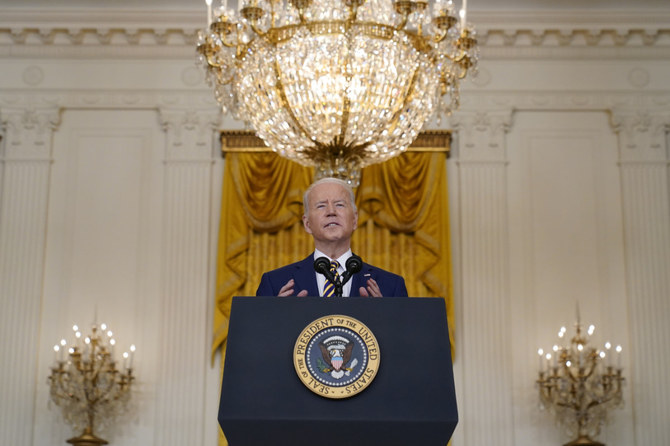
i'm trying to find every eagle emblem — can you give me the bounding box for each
[294,315,380,398]
[317,335,358,379]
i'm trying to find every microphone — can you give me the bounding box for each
[314,255,363,297]
[313,257,336,284]
[314,256,342,296]
[340,254,362,287]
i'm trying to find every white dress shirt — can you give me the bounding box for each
[313,249,354,297]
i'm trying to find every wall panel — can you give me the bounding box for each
[506,111,633,445]
[36,109,165,445]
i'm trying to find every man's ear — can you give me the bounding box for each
[352,210,358,231]
[302,214,313,234]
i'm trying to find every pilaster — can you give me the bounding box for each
[449,109,515,446]
[152,107,221,446]
[611,108,670,446]
[0,106,60,446]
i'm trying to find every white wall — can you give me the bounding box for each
[1,7,669,446]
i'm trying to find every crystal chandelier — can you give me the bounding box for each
[536,319,625,446]
[197,0,477,185]
[48,323,135,446]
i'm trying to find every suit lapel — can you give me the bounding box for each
[349,262,372,297]
[292,255,319,297]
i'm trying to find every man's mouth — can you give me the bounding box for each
[325,222,339,228]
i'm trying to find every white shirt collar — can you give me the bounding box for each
[313,249,354,296]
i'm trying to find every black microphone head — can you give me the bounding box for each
[314,257,331,274]
[346,255,363,274]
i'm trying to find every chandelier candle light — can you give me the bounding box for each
[197,0,478,186]
[536,318,624,446]
[48,323,135,446]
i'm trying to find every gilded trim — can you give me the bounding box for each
[220,130,450,154]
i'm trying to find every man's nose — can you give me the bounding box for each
[326,203,336,214]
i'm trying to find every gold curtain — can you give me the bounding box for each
[213,135,453,445]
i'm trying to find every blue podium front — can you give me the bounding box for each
[218,296,458,446]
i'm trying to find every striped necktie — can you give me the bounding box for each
[323,260,340,297]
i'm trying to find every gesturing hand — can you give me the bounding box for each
[278,279,308,297]
[359,278,382,297]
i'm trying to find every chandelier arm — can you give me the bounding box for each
[50,374,77,402]
[554,401,578,411]
[214,69,236,86]
[415,2,427,37]
[453,52,468,64]
[53,368,79,400]
[585,394,615,411]
[382,63,421,140]
[434,29,448,44]
[396,17,408,31]
[248,21,267,38]
[91,373,119,406]
[203,52,221,69]
[346,2,356,24]
[457,59,471,79]
[393,0,414,30]
[336,25,357,147]
[337,93,351,148]
[269,0,279,28]
[583,362,598,379]
[290,1,308,25]
[271,54,316,147]
[207,18,240,50]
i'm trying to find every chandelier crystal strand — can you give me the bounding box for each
[197,0,477,186]
[48,323,135,446]
[536,321,624,446]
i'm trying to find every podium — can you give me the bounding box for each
[218,296,458,446]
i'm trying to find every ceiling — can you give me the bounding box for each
[1,0,669,11]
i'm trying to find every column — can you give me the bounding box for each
[611,109,670,446]
[450,109,515,446]
[152,108,221,446]
[0,107,60,446]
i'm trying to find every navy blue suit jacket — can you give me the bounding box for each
[256,254,408,297]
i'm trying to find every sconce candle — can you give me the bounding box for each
[461,0,467,31]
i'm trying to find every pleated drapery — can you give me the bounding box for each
[213,134,454,361]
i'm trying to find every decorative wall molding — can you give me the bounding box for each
[3,90,670,118]
[0,91,218,110]
[1,10,669,60]
[3,26,668,48]
[460,92,670,110]
[448,109,514,163]
[159,108,223,161]
[0,107,61,160]
[610,109,670,163]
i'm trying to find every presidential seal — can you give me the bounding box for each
[293,315,380,399]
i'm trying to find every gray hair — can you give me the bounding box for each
[303,177,357,216]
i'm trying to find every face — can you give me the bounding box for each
[302,182,358,250]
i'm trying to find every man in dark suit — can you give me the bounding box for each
[256,177,407,297]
